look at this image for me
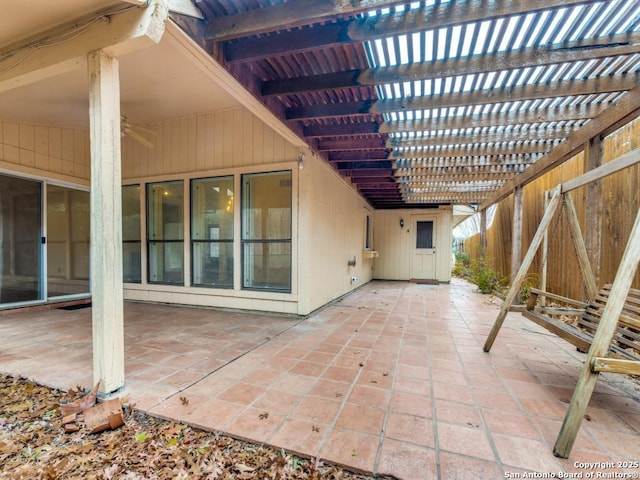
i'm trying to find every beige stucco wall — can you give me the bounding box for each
[296,151,375,315]
[373,207,453,282]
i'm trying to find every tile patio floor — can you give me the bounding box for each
[1,280,639,479]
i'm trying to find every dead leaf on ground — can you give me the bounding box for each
[1,373,374,480]
[59,381,100,416]
[258,412,269,420]
[180,396,189,406]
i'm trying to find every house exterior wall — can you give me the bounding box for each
[121,107,298,178]
[297,151,375,315]
[120,106,302,314]
[2,111,400,315]
[0,121,90,184]
[373,207,453,282]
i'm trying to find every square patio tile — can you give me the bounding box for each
[384,412,435,447]
[439,452,504,480]
[436,422,495,461]
[376,439,437,479]
[336,403,385,435]
[319,427,379,474]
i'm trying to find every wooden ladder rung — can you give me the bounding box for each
[591,357,640,375]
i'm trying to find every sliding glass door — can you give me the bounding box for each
[46,185,90,298]
[0,174,43,304]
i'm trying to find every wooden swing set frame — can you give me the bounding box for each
[483,146,640,458]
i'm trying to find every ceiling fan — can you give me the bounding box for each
[120,115,156,149]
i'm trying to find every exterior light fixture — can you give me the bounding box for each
[399,218,404,228]
[298,153,304,170]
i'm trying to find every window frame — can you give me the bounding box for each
[122,184,142,284]
[241,170,292,293]
[146,180,185,286]
[190,175,235,289]
[364,211,374,250]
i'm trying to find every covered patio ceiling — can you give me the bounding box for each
[173,0,640,208]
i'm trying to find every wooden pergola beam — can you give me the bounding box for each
[316,137,389,150]
[388,128,577,148]
[262,33,640,96]
[398,172,517,182]
[382,104,604,134]
[286,75,639,121]
[222,0,591,61]
[205,0,406,40]
[391,143,553,158]
[339,168,394,177]
[303,122,379,137]
[395,155,537,168]
[480,84,640,209]
[328,150,389,161]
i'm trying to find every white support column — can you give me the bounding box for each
[88,50,124,395]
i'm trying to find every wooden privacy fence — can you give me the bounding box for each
[463,118,640,299]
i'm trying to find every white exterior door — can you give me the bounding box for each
[411,217,436,280]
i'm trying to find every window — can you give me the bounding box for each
[364,212,373,250]
[416,220,434,249]
[147,181,184,285]
[122,185,141,283]
[191,176,234,288]
[242,171,292,292]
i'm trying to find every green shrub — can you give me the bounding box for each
[469,259,501,294]
[454,251,470,267]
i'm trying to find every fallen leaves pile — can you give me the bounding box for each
[0,374,374,479]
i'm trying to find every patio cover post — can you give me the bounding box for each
[88,50,124,394]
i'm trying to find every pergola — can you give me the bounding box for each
[174,0,640,208]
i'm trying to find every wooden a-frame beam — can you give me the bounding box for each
[205,0,406,40]
[0,2,168,93]
[480,84,640,209]
[286,75,639,121]
[222,0,592,61]
[262,33,640,96]
[381,104,605,134]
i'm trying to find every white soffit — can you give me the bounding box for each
[0,21,240,129]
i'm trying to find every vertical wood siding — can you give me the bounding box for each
[374,208,453,282]
[0,121,90,182]
[121,106,298,178]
